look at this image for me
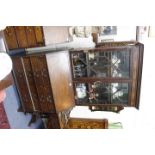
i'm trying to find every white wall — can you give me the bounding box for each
[43,26,69,45]
[98,26,136,42]
[138,38,155,128]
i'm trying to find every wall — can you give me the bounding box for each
[43,26,69,45]
[97,26,137,42]
[138,37,155,128]
[42,26,95,49]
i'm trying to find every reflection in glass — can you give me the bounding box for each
[111,51,130,78]
[75,82,129,105]
[76,83,87,99]
[111,83,128,104]
[90,82,110,103]
[72,50,130,78]
[88,50,130,78]
[72,53,87,78]
[75,83,89,104]
[88,52,109,77]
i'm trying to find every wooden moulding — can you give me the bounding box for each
[89,104,124,113]
[96,41,138,48]
[65,118,108,129]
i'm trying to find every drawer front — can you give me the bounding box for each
[12,57,34,112]
[34,26,45,46]
[30,55,55,113]
[14,26,28,48]
[22,57,41,112]
[25,26,37,47]
[4,26,18,50]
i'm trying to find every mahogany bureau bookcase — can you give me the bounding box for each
[4,27,144,129]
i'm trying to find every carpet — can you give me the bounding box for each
[0,103,10,129]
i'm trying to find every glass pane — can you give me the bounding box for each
[90,82,110,104]
[75,82,129,105]
[111,51,130,78]
[88,52,110,77]
[75,83,89,104]
[72,52,87,78]
[111,83,129,104]
[88,50,130,78]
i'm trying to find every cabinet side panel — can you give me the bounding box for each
[130,47,140,107]
[46,51,75,112]
[135,43,144,108]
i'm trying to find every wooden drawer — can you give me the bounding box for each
[15,26,28,48]
[66,118,108,129]
[22,57,41,112]
[34,26,45,46]
[30,55,55,113]
[25,26,37,47]
[12,57,34,112]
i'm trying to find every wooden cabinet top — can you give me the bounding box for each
[4,26,45,50]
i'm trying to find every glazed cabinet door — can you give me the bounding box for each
[46,51,75,112]
[70,44,143,108]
